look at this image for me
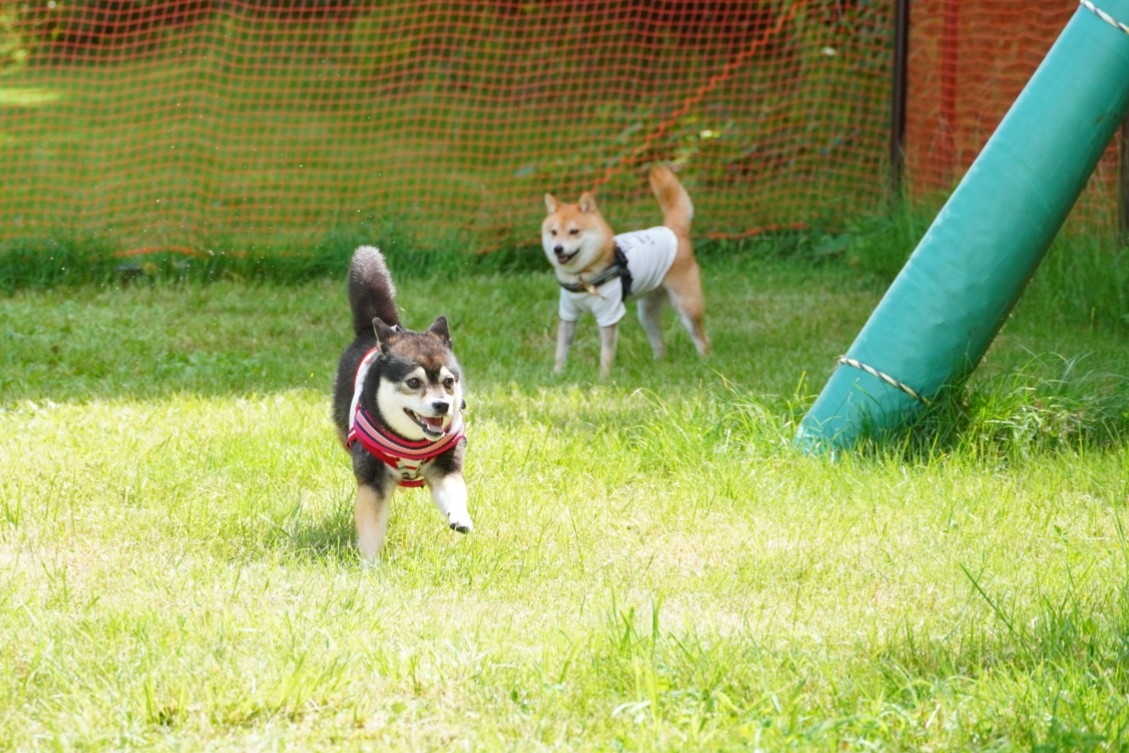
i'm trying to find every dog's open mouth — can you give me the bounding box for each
[406,409,448,437]
[555,249,578,265]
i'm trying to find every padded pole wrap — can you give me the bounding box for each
[797,0,1129,452]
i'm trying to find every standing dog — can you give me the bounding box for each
[332,246,471,562]
[541,165,709,376]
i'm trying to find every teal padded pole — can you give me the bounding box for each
[797,0,1129,452]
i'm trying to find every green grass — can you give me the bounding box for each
[3,243,1129,750]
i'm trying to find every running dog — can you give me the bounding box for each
[541,165,709,376]
[332,246,471,561]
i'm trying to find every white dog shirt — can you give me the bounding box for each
[557,226,678,327]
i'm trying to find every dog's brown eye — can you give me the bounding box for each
[406,377,422,389]
[443,377,456,391]
[569,228,579,236]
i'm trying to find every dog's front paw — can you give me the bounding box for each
[449,515,473,534]
[431,476,471,534]
[447,509,473,534]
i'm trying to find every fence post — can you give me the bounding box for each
[889,0,911,199]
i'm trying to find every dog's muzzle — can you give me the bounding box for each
[554,245,578,265]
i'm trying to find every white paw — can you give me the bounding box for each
[448,512,473,534]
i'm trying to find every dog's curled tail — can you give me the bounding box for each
[649,165,693,238]
[348,245,401,335]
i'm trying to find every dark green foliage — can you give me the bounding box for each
[0,235,121,292]
[0,226,542,292]
[0,229,806,292]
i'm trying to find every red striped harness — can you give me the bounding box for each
[345,347,465,488]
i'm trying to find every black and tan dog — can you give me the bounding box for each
[332,246,471,561]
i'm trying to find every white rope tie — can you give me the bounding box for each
[1080,0,1129,35]
[836,356,932,405]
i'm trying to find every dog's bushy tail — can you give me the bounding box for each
[649,165,693,238]
[650,164,690,238]
[348,245,401,335]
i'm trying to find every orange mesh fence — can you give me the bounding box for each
[0,1,1119,259]
[905,0,1121,231]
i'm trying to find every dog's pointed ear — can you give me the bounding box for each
[578,191,598,214]
[427,315,451,345]
[372,317,397,351]
[544,193,559,214]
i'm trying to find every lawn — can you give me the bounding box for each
[2,241,1129,750]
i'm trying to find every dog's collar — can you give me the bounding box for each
[345,347,465,487]
[558,244,634,299]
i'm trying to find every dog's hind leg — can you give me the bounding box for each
[665,278,709,358]
[355,482,393,562]
[636,288,668,359]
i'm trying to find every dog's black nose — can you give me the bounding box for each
[553,244,564,254]
[432,400,451,415]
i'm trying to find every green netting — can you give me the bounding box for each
[0,1,1118,258]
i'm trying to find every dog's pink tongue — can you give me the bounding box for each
[423,416,446,433]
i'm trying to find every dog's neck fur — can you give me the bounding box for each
[577,238,616,276]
